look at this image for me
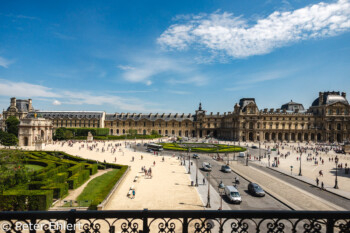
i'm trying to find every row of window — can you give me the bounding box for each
[110,129,195,136]
[106,121,194,128]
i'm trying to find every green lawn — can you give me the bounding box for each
[25,164,44,171]
[77,169,121,207]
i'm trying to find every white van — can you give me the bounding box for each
[224,186,242,204]
[238,152,245,158]
[202,162,212,171]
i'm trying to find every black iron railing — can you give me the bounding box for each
[0,210,349,233]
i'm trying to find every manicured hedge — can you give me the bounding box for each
[1,150,128,211]
[41,183,69,199]
[67,163,85,177]
[67,169,90,189]
[60,128,109,136]
[86,163,98,175]
[0,190,53,211]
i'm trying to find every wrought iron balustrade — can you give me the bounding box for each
[0,210,349,233]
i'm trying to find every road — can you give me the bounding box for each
[195,154,290,210]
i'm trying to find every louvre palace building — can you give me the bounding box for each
[2,91,350,143]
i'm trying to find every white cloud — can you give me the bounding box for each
[158,0,350,59]
[0,80,163,112]
[168,90,190,95]
[117,65,135,70]
[119,55,209,86]
[0,56,14,68]
[0,80,60,98]
[52,32,75,40]
[168,75,208,86]
[52,100,61,105]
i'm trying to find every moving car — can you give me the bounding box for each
[193,154,200,159]
[248,183,265,197]
[238,152,245,158]
[202,162,212,171]
[221,165,231,173]
[224,186,242,204]
[251,146,258,149]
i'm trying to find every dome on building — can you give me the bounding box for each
[281,100,304,111]
[312,92,348,107]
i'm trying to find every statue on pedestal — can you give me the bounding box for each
[87,131,94,142]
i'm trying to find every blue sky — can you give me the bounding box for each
[1,0,350,114]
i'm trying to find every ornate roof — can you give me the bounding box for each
[312,92,348,107]
[281,100,305,111]
[105,113,194,122]
[7,99,33,112]
[26,111,104,119]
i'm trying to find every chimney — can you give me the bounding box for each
[28,99,33,111]
[10,97,16,108]
[276,108,280,113]
[269,108,274,113]
[319,92,323,106]
[342,92,346,98]
[283,109,287,113]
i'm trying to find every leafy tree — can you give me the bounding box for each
[1,133,18,147]
[64,130,73,139]
[128,129,137,136]
[54,128,65,140]
[151,130,159,136]
[5,116,20,137]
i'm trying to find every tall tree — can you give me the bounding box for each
[5,116,20,137]
[1,133,18,147]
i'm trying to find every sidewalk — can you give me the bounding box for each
[183,160,231,211]
[229,161,346,210]
[255,161,350,200]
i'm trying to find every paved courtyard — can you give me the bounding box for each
[42,139,204,210]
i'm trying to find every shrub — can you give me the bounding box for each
[0,190,53,211]
[67,170,90,189]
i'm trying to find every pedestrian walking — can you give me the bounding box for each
[132,189,135,199]
[316,177,319,187]
[203,178,205,185]
[321,182,324,190]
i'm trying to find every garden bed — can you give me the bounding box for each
[159,142,246,153]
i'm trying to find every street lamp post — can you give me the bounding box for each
[218,181,225,210]
[246,148,249,166]
[259,141,261,161]
[298,153,302,176]
[195,158,198,186]
[188,147,191,174]
[206,173,211,208]
[334,156,339,189]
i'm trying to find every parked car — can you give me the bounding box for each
[202,162,212,171]
[143,143,148,146]
[136,143,141,146]
[224,185,242,204]
[193,154,200,159]
[248,183,265,197]
[238,152,245,158]
[146,149,153,153]
[251,146,258,149]
[221,165,231,173]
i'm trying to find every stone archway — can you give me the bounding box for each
[265,132,270,141]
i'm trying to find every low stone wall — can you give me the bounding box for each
[97,166,130,210]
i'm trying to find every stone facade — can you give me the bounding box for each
[18,117,53,147]
[3,91,350,143]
